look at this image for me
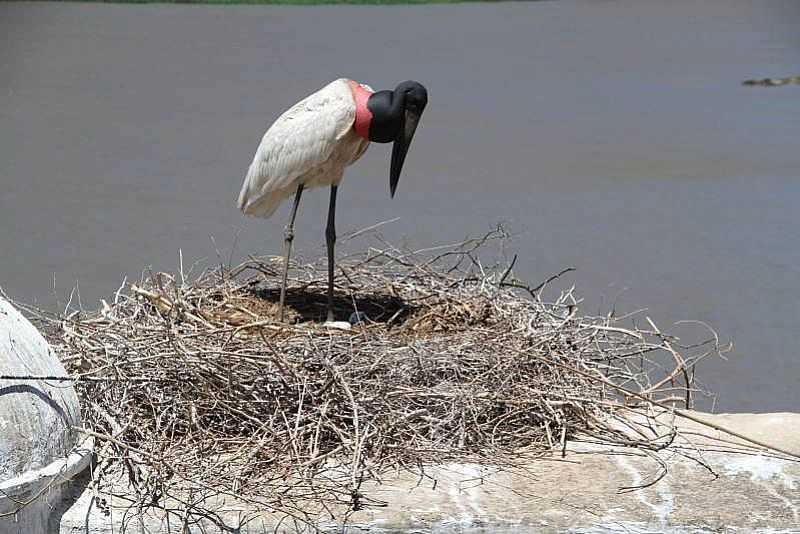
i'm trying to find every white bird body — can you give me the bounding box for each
[237,78,372,218]
[236,77,427,323]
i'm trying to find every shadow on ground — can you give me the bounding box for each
[252,286,417,325]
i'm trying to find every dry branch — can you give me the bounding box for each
[19,231,727,529]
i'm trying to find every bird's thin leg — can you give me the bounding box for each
[325,185,338,323]
[279,183,304,323]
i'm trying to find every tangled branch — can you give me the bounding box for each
[20,231,727,529]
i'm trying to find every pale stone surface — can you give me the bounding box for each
[59,411,800,533]
[1,436,93,534]
[0,296,91,534]
[0,296,81,480]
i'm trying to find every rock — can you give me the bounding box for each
[742,75,800,87]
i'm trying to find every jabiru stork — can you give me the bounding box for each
[237,78,428,324]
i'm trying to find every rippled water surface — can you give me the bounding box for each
[1,0,799,411]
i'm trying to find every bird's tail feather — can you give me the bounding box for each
[237,186,287,219]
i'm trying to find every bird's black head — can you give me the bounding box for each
[366,81,427,143]
[395,80,428,118]
[365,80,428,197]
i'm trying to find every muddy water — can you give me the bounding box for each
[1,0,799,411]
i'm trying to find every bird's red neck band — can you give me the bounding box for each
[348,80,373,140]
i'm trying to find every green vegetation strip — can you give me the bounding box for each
[45,0,522,5]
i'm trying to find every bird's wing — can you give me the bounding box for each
[238,79,356,218]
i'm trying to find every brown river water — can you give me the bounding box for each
[1,0,799,411]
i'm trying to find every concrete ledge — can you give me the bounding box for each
[0,295,82,480]
[0,295,91,534]
[1,436,93,534]
[56,412,800,533]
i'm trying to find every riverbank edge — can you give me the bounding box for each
[10,0,536,6]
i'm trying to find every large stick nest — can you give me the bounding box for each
[28,229,723,529]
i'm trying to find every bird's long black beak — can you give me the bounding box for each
[389,109,422,198]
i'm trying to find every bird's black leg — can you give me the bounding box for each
[325,185,338,323]
[279,183,304,323]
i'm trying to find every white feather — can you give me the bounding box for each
[237,78,371,218]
